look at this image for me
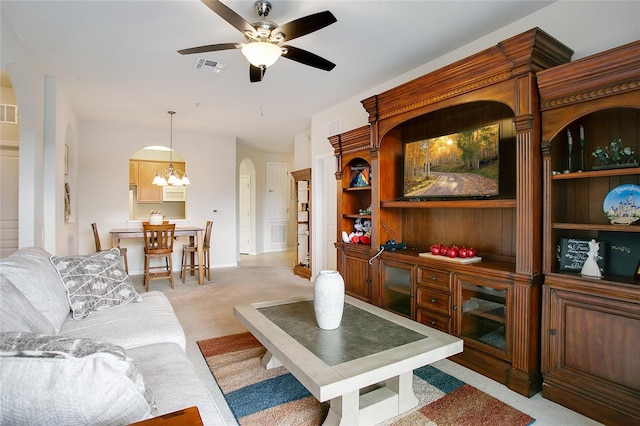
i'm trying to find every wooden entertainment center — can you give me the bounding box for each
[331,27,573,398]
[330,27,639,423]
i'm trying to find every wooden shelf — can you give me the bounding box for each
[344,186,371,191]
[552,223,640,232]
[552,167,640,180]
[386,283,411,296]
[344,214,371,219]
[381,199,516,209]
[466,307,506,324]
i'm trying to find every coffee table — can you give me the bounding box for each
[233,295,463,425]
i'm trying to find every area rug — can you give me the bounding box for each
[198,332,535,426]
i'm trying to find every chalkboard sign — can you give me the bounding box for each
[557,238,606,273]
[598,231,640,277]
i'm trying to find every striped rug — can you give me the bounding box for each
[198,332,535,426]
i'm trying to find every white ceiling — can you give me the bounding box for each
[1,1,554,153]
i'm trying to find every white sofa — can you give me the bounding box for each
[0,247,223,425]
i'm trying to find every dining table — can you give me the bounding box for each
[109,225,205,285]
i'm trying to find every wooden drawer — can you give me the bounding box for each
[418,267,450,291]
[417,309,450,333]
[416,287,450,315]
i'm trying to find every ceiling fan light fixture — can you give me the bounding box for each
[241,42,282,68]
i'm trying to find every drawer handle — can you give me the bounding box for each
[430,298,436,303]
[431,276,437,281]
[430,320,436,325]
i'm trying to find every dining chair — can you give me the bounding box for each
[180,220,213,283]
[142,222,176,292]
[91,223,128,274]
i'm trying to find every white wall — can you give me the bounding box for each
[308,0,640,273]
[293,130,312,171]
[78,121,238,274]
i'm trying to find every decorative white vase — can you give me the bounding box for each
[313,270,345,330]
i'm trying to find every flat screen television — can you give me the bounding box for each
[403,123,499,198]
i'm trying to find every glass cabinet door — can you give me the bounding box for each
[459,278,510,357]
[380,260,414,318]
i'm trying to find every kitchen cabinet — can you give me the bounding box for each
[129,161,138,185]
[131,160,185,204]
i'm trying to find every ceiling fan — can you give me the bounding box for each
[178,0,337,82]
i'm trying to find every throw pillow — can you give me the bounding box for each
[0,247,71,333]
[0,332,157,424]
[0,275,55,334]
[50,249,141,319]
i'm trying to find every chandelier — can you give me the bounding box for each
[152,111,190,186]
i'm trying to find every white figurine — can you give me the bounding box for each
[581,239,602,278]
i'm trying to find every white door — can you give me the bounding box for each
[239,174,251,254]
[265,162,290,251]
[266,162,290,221]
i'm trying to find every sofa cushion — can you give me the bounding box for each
[0,276,55,334]
[50,248,141,319]
[0,332,157,425]
[127,342,222,424]
[0,247,70,333]
[59,291,186,351]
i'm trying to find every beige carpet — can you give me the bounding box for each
[129,251,602,426]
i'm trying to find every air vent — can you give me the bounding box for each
[324,118,342,138]
[194,58,226,73]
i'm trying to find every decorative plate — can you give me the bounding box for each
[603,184,640,225]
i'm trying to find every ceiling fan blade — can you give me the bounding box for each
[201,0,257,37]
[250,65,266,83]
[281,45,335,71]
[271,11,337,42]
[178,42,239,55]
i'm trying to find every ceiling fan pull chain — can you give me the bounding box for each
[259,79,264,117]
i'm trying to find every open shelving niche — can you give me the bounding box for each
[330,125,374,303]
[291,168,312,280]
